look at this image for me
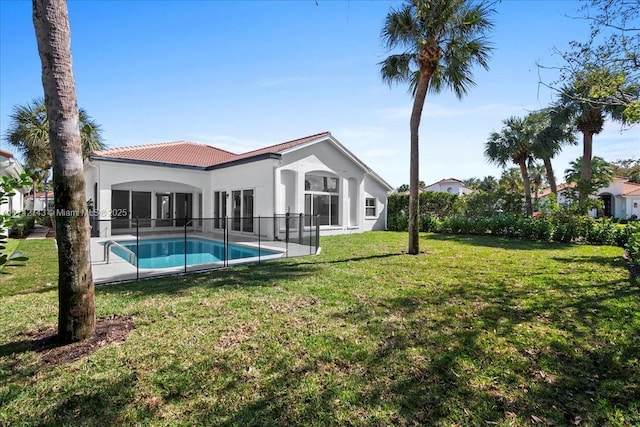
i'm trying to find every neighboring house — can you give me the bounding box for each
[24,191,54,211]
[537,178,640,219]
[597,177,640,219]
[424,178,474,195]
[0,149,26,215]
[85,132,393,238]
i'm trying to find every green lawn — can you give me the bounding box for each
[1,232,638,426]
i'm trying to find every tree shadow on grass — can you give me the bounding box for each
[23,373,146,427]
[97,260,323,298]
[201,247,639,425]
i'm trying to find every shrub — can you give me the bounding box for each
[623,222,640,265]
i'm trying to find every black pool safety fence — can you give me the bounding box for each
[90,214,320,283]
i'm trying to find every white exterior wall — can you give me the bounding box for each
[277,140,390,235]
[85,161,212,237]
[84,138,391,238]
[630,198,640,218]
[209,159,276,218]
[1,155,26,215]
[363,178,388,231]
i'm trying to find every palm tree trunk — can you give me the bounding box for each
[579,131,594,210]
[518,160,533,216]
[542,157,557,196]
[408,69,431,255]
[33,0,95,343]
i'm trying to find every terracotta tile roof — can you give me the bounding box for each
[235,132,331,160]
[623,181,640,196]
[0,149,16,159]
[90,132,332,168]
[91,141,237,168]
[537,182,576,198]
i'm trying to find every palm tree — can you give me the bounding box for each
[379,0,494,254]
[33,0,95,343]
[553,67,630,208]
[485,117,535,216]
[527,109,577,196]
[528,161,546,203]
[479,175,498,192]
[3,98,105,210]
[565,156,614,193]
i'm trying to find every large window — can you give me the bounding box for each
[304,174,339,226]
[131,191,151,227]
[231,189,254,232]
[156,192,173,227]
[365,198,376,217]
[175,192,193,227]
[111,190,130,229]
[111,190,152,229]
[243,189,254,232]
[214,191,227,229]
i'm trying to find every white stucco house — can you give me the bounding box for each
[84,132,393,238]
[24,191,54,211]
[0,149,26,216]
[424,178,474,195]
[593,177,640,219]
[538,178,640,219]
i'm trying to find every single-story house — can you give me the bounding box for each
[24,191,54,211]
[0,149,26,216]
[85,131,393,238]
[424,178,474,195]
[537,177,640,219]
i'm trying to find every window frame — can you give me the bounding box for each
[365,197,376,217]
[304,173,340,227]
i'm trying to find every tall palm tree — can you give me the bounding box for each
[485,116,535,216]
[553,67,631,208]
[33,0,95,343]
[527,109,577,196]
[379,0,494,254]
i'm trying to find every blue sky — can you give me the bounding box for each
[1,0,638,189]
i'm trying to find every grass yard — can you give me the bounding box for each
[1,232,639,426]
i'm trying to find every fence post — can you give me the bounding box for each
[225,216,228,268]
[136,218,139,280]
[184,219,188,273]
[285,212,290,258]
[298,213,303,244]
[258,216,261,263]
[315,215,320,253]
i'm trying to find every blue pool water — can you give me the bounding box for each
[107,237,277,269]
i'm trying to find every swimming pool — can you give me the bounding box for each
[107,237,279,269]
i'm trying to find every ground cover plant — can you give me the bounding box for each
[1,232,639,426]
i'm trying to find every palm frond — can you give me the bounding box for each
[379,53,415,87]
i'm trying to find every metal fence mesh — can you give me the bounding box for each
[89,214,319,284]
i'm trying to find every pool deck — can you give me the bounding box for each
[91,232,318,284]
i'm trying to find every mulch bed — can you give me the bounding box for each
[21,315,135,366]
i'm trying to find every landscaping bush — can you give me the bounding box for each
[8,214,35,238]
[622,221,640,265]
